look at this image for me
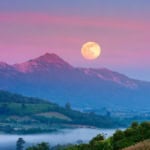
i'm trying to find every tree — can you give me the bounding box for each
[16,137,25,150]
[0,103,9,114]
[113,130,124,141]
[65,102,71,110]
[21,103,26,109]
[131,121,139,129]
[90,134,104,145]
[26,142,50,150]
[106,111,111,117]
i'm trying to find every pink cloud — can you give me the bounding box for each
[0,12,149,31]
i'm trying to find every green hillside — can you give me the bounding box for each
[123,140,150,150]
[63,122,150,150]
[0,90,121,134]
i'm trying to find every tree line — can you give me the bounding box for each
[16,121,150,150]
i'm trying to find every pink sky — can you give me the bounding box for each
[0,12,150,81]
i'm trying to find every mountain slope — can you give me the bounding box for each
[123,140,150,150]
[14,53,72,73]
[0,53,150,110]
[0,90,120,134]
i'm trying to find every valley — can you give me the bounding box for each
[0,90,122,134]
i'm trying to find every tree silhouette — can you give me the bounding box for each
[65,102,71,110]
[16,137,25,150]
[26,142,50,150]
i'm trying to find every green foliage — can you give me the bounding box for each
[16,137,25,150]
[26,142,50,150]
[89,134,104,145]
[23,121,150,150]
[64,121,150,150]
[113,130,125,141]
[0,90,121,134]
[131,121,138,129]
[112,121,150,150]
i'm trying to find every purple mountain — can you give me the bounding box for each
[0,53,150,110]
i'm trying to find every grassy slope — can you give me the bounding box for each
[0,90,121,133]
[37,112,72,121]
[123,140,150,150]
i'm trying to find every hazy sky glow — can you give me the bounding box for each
[0,0,150,81]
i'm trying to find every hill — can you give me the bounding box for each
[63,122,150,150]
[0,90,121,134]
[123,140,150,150]
[0,53,150,111]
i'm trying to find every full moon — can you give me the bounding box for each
[81,42,101,60]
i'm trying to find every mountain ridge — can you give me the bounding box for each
[13,53,73,73]
[0,53,150,110]
[0,53,140,86]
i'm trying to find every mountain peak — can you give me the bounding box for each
[0,62,12,68]
[0,61,9,65]
[35,53,64,63]
[14,53,73,73]
[43,52,57,57]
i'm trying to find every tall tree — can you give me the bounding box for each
[65,102,71,110]
[16,138,25,150]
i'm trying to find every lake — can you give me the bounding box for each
[0,128,118,150]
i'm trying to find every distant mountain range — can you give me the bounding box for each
[0,53,150,110]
